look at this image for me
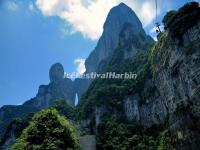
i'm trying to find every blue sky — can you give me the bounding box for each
[0,0,198,107]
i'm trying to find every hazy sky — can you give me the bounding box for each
[0,0,198,106]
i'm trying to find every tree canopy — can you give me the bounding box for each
[12,108,80,150]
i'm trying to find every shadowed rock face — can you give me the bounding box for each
[49,63,64,83]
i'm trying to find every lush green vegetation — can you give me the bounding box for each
[0,100,76,148]
[0,116,32,148]
[12,108,80,150]
[97,117,158,150]
[149,32,168,79]
[163,2,200,40]
[97,117,176,150]
[157,130,174,150]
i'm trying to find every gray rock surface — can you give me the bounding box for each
[49,63,64,83]
[123,95,140,122]
[79,135,96,150]
[122,22,200,128]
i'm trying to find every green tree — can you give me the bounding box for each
[12,108,80,150]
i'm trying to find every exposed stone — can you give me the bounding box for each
[123,95,140,122]
[49,63,64,83]
[79,135,96,150]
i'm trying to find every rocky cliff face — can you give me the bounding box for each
[0,63,75,137]
[121,22,200,149]
[123,22,200,127]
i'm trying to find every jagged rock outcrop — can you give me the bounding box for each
[123,95,140,122]
[0,63,75,137]
[49,63,65,83]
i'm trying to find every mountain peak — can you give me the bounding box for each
[85,2,149,74]
[117,2,129,8]
[103,2,142,31]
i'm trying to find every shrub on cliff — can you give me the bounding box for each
[12,108,80,150]
[157,130,174,150]
[163,2,200,39]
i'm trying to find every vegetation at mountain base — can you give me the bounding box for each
[0,105,40,137]
[0,114,33,148]
[12,108,80,150]
[97,117,159,150]
[163,2,200,40]
[96,117,176,150]
[0,100,76,148]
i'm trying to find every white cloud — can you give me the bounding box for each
[7,1,19,12]
[74,58,86,74]
[36,0,117,40]
[140,2,156,26]
[59,23,75,38]
[36,0,160,40]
